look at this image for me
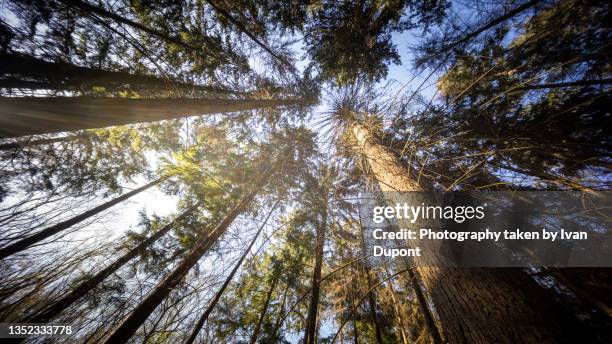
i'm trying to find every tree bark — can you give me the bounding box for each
[304,209,327,344]
[351,122,588,344]
[102,165,277,344]
[0,52,242,95]
[249,274,279,344]
[185,200,279,344]
[21,203,199,326]
[0,97,307,138]
[0,177,164,260]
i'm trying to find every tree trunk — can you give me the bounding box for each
[0,135,80,151]
[0,177,164,259]
[383,264,409,344]
[102,166,276,344]
[204,0,289,67]
[405,269,443,344]
[438,0,542,55]
[249,274,280,344]
[0,52,242,95]
[351,122,588,344]
[270,283,290,343]
[21,203,199,326]
[304,210,327,344]
[0,97,307,138]
[185,200,279,344]
[358,221,383,344]
[58,0,197,51]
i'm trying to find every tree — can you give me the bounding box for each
[101,151,284,344]
[347,117,590,343]
[184,199,279,344]
[0,97,309,138]
[20,202,199,325]
[0,177,164,259]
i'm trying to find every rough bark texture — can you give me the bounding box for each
[0,97,307,138]
[0,178,164,259]
[102,166,275,344]
[351,122,587,344]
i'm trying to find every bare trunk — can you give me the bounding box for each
[0,177,164,259]
[249,274,279,344]
[0,52,241,95]
[351,122,587,344]
[102,166,276,344]
[0,97,307,138]
[304,211,327,344]
[185,200,279,344]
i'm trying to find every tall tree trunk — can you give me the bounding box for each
[102,165,277,344]
[351,122,588,344]
[185,200,279,344]
[438,0,543,55]
[383,263,409,344]
[270,283,290,343]
[0,135,81,151]
[405,269,442,344]
[21,203,199,326]
[0,97,307,138]
[204,0,289,68]
[249,274,280,344]
[358,220,383,344]
[0,52,241,95]
[58,0,197,51]
[304,210,327,344]
[0,177,164,259]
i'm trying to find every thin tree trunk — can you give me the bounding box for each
[58,0,198,51]
[437,0,543,55]
[357,220,383,344]
[0,177,164,259]
[0,52,242,95]
[185,200,279,344]
[512,78,612,91]
[204,0,289,67]
[351,122,588,344]
[270,283,290,343]
[0,97,307,138]
[249,274,280,344]
[382,264,409,344]
[405,269,442,344]
[102,165,277,344]
[0,135,81,151]
[304,210,327,344]
[21,203,199,326]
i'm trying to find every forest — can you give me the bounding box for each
[0,0,610,343]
